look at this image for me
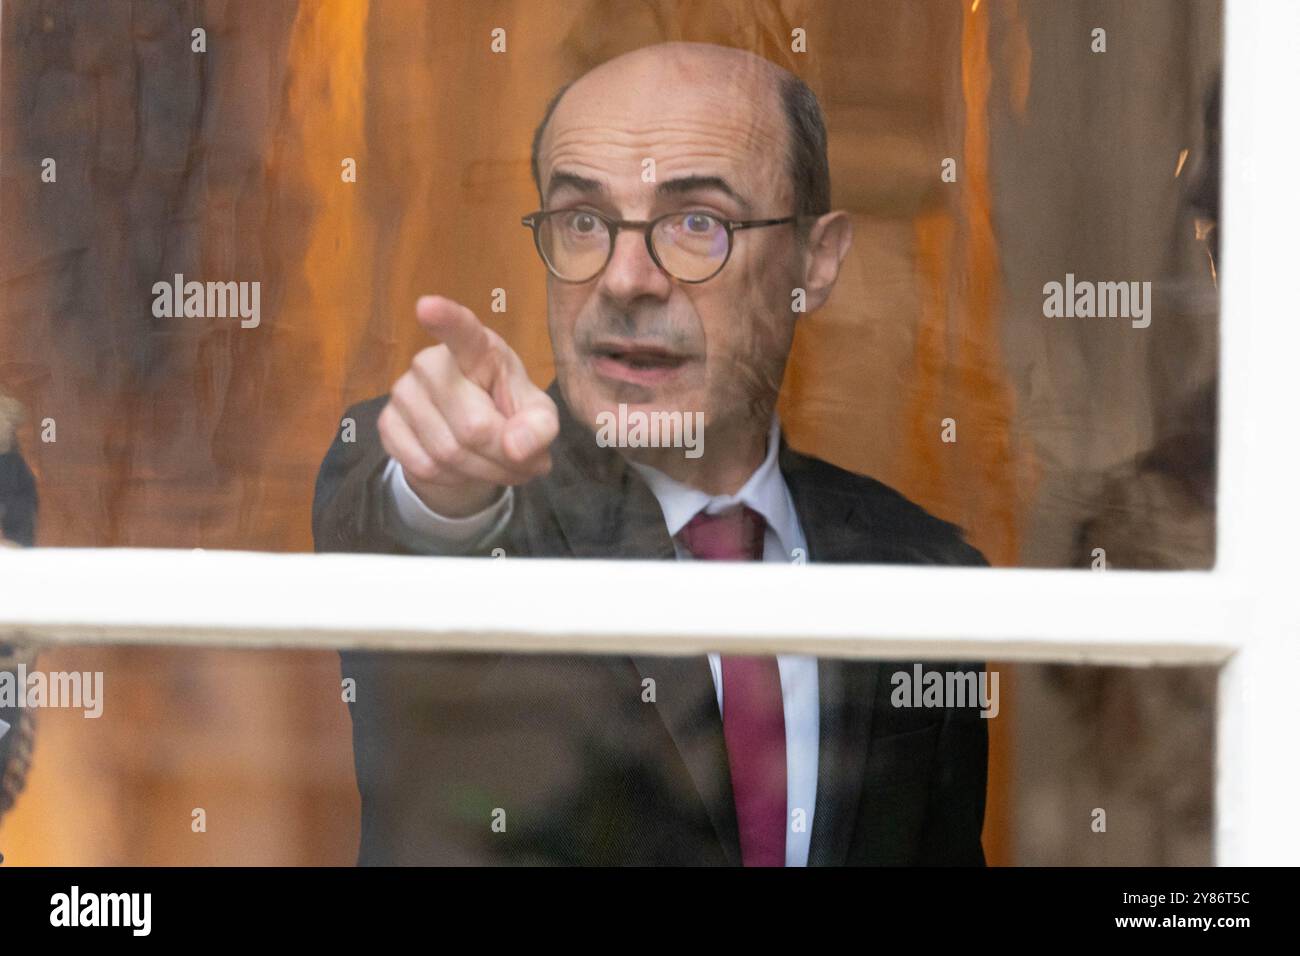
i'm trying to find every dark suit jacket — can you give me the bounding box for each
[313,387,990,865]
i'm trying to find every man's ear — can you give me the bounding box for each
[798,211,854,314]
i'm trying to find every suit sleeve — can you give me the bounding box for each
[312,395,402,555]
[312,394,516,557]
[916,671,990,865]
[315,399,513,862]
[919,524,990,864]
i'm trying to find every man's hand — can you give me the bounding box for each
[378,296,559,518]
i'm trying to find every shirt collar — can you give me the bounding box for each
[628,417,798,554]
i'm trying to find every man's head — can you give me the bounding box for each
[528,43,853,484]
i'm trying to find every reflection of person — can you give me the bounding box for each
[0,393,38,827]
[315,43,988,865]
[0,394,37,548]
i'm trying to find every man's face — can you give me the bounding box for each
[536,48,803,447]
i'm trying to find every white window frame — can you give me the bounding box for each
[0,0,1294,866]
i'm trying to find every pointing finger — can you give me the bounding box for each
[415,296,493,384]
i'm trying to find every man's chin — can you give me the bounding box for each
[568,373,691,422]
[564,379,707,444]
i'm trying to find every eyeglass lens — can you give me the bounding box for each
[537,211,730,282]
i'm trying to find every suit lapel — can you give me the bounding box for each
[542,386,733,858]
[807,660,878,865]
[782,442,881,865]
[631,654,742,866]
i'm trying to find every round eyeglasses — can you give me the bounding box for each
[521,209,798,284]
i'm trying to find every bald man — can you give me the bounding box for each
[314,43,988,866]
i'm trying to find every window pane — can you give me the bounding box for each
[0,0,1223,870]
[0,0,1220,570]
[0,647,1213,866]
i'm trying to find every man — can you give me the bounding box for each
[314,42,988,865]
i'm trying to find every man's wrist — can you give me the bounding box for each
[411,478,503,519]
[383,458,512,551]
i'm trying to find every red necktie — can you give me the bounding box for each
[677,506,786,867]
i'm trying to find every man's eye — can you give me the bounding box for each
[566,212,601,234]
[682,213,719,234]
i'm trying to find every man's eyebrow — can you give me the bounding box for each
[657,175,752,213]
[545,170,607,203]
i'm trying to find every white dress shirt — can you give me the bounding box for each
[382,416,820,866]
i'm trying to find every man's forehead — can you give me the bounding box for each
[539,45,789,190]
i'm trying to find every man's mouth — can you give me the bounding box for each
[588,341,693,386]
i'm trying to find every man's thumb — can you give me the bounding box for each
[503,401,558,462]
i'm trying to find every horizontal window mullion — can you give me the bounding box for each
[0,548,1239,665]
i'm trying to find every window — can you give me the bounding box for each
[1,0,1288,867]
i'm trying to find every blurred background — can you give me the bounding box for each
[0,0,1220,864]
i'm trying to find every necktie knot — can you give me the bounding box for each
[677,505,766,561]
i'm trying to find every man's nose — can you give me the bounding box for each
[598,227,672,304]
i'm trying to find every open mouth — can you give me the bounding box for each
[589,342,692,385]
[596,346,683,369]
